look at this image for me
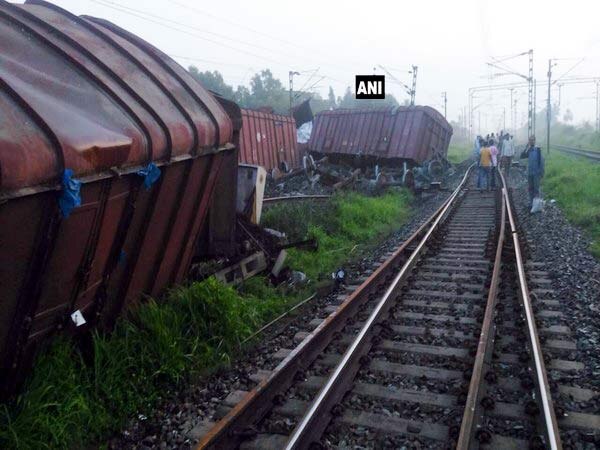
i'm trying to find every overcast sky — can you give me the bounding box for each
[33,0,600,130]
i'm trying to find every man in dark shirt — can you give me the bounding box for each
[520,135,545,208]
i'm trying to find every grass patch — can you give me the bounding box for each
[543,151,600,257]
[0,278,299,449]
[262,190,413,280]
[447,145,472,164]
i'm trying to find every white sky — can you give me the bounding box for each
[28,0,600,128]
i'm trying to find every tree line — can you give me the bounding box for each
[188,66,402,115]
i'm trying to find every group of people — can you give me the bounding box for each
[472,131,545,209]
[472,131,515,189]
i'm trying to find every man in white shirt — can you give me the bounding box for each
[501,134,515,176]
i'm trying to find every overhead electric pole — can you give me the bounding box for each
[442,91,447,118]
[377,64,418,106]
[484,49,534,137]
[596,80,600,132]
[528,49,534,138]
[547,59,553,154]
[410,66,418,105]
[289,70,300,116]
[533,78,537,136]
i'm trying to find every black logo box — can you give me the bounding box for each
[355,75,385,99]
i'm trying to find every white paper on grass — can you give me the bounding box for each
[297,121,312,144]
[70,310,87,327]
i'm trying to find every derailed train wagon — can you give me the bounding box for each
[308,106,453,165]
[0,0,237,394]
[238,108,299,172]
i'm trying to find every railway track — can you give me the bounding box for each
[196,168,600,449]
[554,144,600,162]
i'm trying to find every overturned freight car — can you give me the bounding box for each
[308,106,453,186]
[0,0,238,395]
[238,108,299,173]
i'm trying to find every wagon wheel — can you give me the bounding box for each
[402,168,415,190]
[303,154,316,179]
[428,160,443,179]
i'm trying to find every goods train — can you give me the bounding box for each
[0,0,450,395]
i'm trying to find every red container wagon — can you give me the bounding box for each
[238,108,299,172]
[308,106,453,166]
[0,0,237,394]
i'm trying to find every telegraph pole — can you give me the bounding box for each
[547,59,553,154]
[410,66,418,105]
[442,91,447,118]
[289,71,300,116]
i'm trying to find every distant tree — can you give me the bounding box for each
[246,69,289,113]
[327,86,336,109]
[563,108,574,123]
[188,66,235,99]
[234,85,251,106]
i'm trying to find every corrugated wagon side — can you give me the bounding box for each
[0,0,237,395]
[308,106,453,165]
[238,108,299,172]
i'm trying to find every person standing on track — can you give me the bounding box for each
[501,134,515,175]
[472,135,482,163]
[478,140,492,189]
[520,135,545,207]
[489,139,499,189]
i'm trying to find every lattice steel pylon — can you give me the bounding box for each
[527,49,534,138]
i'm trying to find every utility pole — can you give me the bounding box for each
[377,65,417,106]
[557,83,562,108]
[528,49,534,138]
[596,80,600,132]
[509,88,515,133]
[547,59,554,154]
[529,80,537,137]
[484,49,534,137]
[442,91,447,118]
[503,107,506,130]
[514,99,518,136]
[289,71,300,116]
[410,66,418,105]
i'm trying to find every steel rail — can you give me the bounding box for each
[196,169,470,450]
[284,166,474,449]
[456,174,506,447]
[554,144,600,162]
[501,171,562,449]
[263,194,332,203]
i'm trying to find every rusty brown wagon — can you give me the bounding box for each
[0,0,238,395]
[308,106,452,176]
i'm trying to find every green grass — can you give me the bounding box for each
[543,151,600,257]
[0,190,413,449]
[262,190,413,280]
[447,144,472,164]
[0,278,299,449]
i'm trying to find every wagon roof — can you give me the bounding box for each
[0,0,232,194]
